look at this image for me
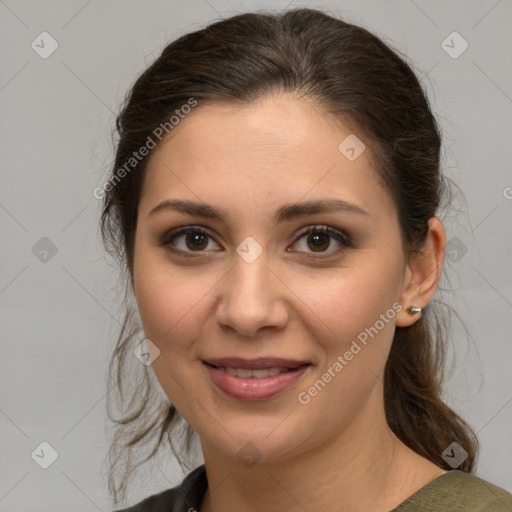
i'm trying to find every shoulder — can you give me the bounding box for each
[394,470,512,511]
[112,465,207,512]
[437,471,512,510]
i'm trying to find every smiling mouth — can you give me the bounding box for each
[202,358,312,400]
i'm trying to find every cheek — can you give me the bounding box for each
[133,251,209,352]
[132,255,213,412]
[291,266,402,429]
[295,258,403,348]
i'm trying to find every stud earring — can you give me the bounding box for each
[407,305,422,314]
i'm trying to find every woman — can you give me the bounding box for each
[100,8,512,512]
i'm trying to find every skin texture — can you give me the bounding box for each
[132,93,447,512]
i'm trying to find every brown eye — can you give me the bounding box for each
[306,232,330,252]
[184,232,208,251]
[161,227,221,254]
[290,226,353,256]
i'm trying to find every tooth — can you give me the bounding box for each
[222,367,289,378]
[252,369,271,378]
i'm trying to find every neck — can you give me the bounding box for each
[199,390,439,512]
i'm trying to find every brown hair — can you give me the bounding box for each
[100,7,478,505]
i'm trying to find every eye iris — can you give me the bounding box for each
[186,233,208,250]
[308,232,329,252]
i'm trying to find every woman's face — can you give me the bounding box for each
[133,93,410,464]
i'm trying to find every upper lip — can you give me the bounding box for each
[203,357,310,370]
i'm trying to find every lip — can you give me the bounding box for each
[202,357,311,400]
[203,357,309,370]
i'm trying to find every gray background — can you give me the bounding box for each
[1,0,511,510]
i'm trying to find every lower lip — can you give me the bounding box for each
[204,363,310,400]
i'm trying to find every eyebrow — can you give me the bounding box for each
[148,198,369,223]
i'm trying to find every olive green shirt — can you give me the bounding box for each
[114,465,512,511]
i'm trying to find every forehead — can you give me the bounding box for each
[140,93,395,222]
[150,93,359,164]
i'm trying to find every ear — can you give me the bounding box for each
[395,217,446,327]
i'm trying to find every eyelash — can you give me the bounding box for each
[160,224,354,259]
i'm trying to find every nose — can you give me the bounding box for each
[215,252,289,338]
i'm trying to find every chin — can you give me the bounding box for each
[195,407,317,467]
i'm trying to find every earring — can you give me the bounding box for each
[408,305,422,314]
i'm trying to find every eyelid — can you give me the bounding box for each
[160,225,220,249]
[292,225,353,246]
[286,225,353,258]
